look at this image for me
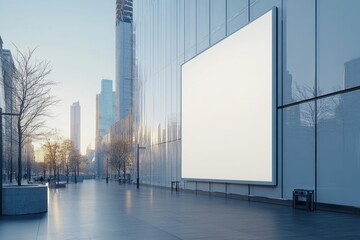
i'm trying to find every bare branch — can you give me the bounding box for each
[10,45,59,185]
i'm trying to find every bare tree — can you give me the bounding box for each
[12,47,58,185]
[293,83,339,127]
[69,149,81,184]
[42,138,61,182]
[109,136,132,183]
[59,139,74,183]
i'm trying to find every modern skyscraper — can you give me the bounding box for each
[96,79,115,137]
[0,36,17,183]
[95,79,115,177]
[115,0,133,122]
[70,101,81,152]
[0,36,5,111]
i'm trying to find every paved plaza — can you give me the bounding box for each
[1,180,360,239]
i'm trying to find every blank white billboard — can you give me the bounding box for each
[181,9,276,185]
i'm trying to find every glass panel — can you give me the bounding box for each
[283,0,315,104]
[197,0,210,53]
[185,0,196,61]
[250,0,280,21]
[317,0,360,95]
[227,0,248,35]
[318,90,360,206]
[177,0,185,61]
[283,102,315,199]
[210,0,226,45]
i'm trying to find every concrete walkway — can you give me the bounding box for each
[1,180,360,240]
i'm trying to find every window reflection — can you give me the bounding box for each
[250,0,280,21]
[185,0,196,60]
[317,0,360,95]
[284,0,315,104]
[318,90,360,206]
[227,0,248,35]
[197,0,210,53]
[283,102,315,199]
[210,0,226,45]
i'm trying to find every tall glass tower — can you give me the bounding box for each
[70,101,81,152]
[115,0,133,122]
[95,79,115,177]
[96,79,115,137]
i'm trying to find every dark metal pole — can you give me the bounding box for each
[10,113,12,183]
[27,137,31,182]
[0,108,3,216]
[137,144,139,189]
[106,156,108,184]
[43,158,46,179]
[10,89,13,184]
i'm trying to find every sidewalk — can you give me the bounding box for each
[1,180,360,240]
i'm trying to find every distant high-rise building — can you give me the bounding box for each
[95,79,115,177]
[1,35,18,183]
[0,36,5,111]
[96,79,115,137]
[115,0,133,121]
[70,101,81,152]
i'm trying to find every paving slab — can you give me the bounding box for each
[1,180,360,240]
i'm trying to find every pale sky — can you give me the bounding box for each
[0,0,115,154]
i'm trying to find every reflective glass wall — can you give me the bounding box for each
[132,0,360,208]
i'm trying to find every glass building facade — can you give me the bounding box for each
[131,0,360,208]
[1,46,16,183]
[0,37,5,111]
[1,36,19,183]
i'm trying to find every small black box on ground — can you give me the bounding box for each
[171,181,180,192]
[293,189,314,211]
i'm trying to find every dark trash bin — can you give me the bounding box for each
[293,189,314,211]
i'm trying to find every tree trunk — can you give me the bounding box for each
[123,162,126,184]
[118,169,121,183]
[17,120,22,186]
[53,162,56,180]
[74,163,77,184]
[66,161,69,184]
[27,159,31,182]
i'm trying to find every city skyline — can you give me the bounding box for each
[0,0,115,154]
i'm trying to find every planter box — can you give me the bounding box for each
[2,184,48,215]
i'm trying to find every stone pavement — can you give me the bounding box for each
[1,180,360,240]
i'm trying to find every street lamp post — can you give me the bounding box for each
[43,158,46,179]
[136,144,146,189]
[106,156,109,184]
[0,108,19,216]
